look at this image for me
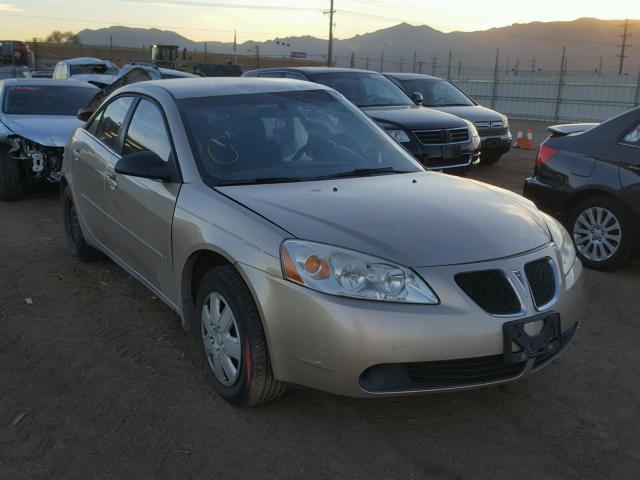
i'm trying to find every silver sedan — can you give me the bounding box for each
[62,78,584,406]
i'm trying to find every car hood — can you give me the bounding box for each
[430,105,504,123]
[361,105,467,130]
[0,114,83,147]
[218,172,551,267]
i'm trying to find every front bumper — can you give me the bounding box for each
[480,132,512,158]
[401,135,481,173]
[239,243,584,398]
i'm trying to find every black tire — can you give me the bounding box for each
[195,265,285,407]
[63,186,101,261]
[0,147,24,201]
[567,196,633,270]
[481,154,502,165]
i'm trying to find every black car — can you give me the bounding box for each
[385,73,512,165]
[524,107,640,269]
[242,67,481,172]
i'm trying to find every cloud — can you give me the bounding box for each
[0,3,22,12]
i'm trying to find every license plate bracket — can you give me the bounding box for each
[503,313,561,365]
[441,144,462,160]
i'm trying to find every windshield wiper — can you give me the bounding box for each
[217,177,305,186]
[317,167,414,179]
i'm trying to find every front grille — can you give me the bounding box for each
[525,258,556,308]
[360,355,525,392]
[413,127,469,144]
[419,154,472,170]
[476,126,508,136]
[455,270,521,315]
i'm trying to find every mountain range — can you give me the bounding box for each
[77,18,640,74]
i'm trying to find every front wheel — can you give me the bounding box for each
[567,196,633,270]
[195,265,285,407]
[0,147,23,201]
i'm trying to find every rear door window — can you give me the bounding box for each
[95,96,134,152]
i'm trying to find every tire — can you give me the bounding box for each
[195,265,285,407]
[0,147,24,201]
[567,196,633,270]
[481,154,502,165]
[63,186,101,261]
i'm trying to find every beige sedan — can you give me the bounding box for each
[61,78,583,406]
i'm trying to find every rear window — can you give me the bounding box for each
[2,85,97,115]
[70,64,119,76]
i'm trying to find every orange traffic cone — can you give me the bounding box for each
[524,128,534,150]
[513,128,524,148]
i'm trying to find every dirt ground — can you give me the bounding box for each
[1,120,639,479]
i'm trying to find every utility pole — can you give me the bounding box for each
[514,59,520,76]
[417,61,424,73]
[326,0,335,67]
[349,52,355,68]
[505,57,510,75]
[457,60,461,78]
[109,35,113,61]
[446,50,452,80]
[531,55,536,72]
[398,57,403,72]
[617,19,633,75]
[412,51,416,73]
[365,56,369,69]
[597,55,603,76]
[490,49,500,109]
[379,51,384,72]
[553,46,567,121]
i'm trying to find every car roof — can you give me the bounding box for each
[119,77,333,99]
[0,78,99,89]
[248,67,380,75]
[384,72,442,81]
[62,57,114,65]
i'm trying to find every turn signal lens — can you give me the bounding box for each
[536,143,558,168]
[303,255,331,280]
[282,245,304,285]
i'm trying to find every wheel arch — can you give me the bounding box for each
[564,186,631,225]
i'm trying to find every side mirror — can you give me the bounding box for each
[411,92,424,105]
[115,151,175,182]
[77,108,93,122]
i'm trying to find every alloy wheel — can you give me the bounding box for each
[201,292,242,386]
[573,206,621,262]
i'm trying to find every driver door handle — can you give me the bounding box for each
[106,172,118,190]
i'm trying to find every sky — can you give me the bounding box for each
[1,0,638,42]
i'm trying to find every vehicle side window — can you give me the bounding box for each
[623,125,640,145]
[86,110,103,136]
[258,72,284,78]
[122,99,172,162]
[53,64,62,80]
[283,73,305,80]
[95,96,134,152]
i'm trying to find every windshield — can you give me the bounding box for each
[309,72,414,108]
[179,90,421,185]
[400,78,474,107]
[3,85,97,115]
[70,63,119,76]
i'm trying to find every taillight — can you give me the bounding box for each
[535,143,558,167]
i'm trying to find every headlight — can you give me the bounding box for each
[541,213,576,275]
[463,119,480,138]
[502,115,509,129]
[281,240,439,304]
[386,129,411,143]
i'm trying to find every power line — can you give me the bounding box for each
[617,19,633,75]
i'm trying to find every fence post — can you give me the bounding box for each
[431,56,437,75]
[31,38,39,70]
[398,57,403,72]
[634,65,640,106]
[349,52,355,68]
[109,36,113,61]
[412,51,416,73]
[490,49,499,109]
[379,51,384,72]
[365,56,369,69]
[447,50,452,80]
[553,46,567,121]
[457,60,461,78]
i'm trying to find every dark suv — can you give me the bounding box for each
[242,67,481,172]
[385,73,511,164]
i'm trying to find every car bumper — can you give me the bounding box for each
[238,244,584,398]
[523,176,571,221]
[402,136,481,173]
[480,132,512,158]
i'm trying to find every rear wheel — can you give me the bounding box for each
[568,196,633,270]
[0,147,24,201]
[195,265,285,407]
[63,186,101,261]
